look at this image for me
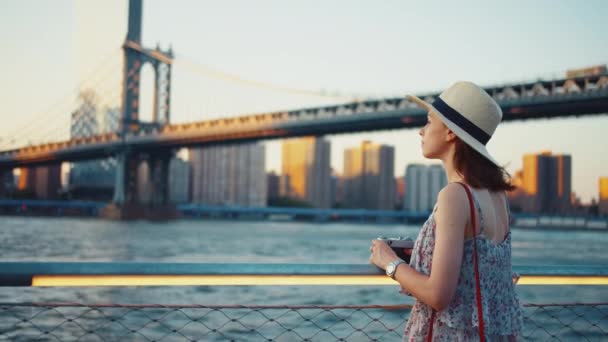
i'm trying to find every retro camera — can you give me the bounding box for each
[376,236,414,263]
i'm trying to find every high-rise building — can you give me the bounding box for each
[404,164,447,213]
[506,170,527,212]
[267,171,280,201]
[34,165,62,200]
[556,154,572,212]
[343,146,363,208]
[395,177,405,209]
[191,143,266,207]
[69,91,120,190]
[521,154,539,196]
[342,141,395,210]
[599,177,608,216]
[404,164,428,212]
[428,165,447,209]
[521,151,571,213]
[279,174,291,199]
[329,171,340,208]
[281,137,331,208]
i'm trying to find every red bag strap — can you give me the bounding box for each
[427,183,485,341]
[459,182,485,341]
[426,311,435,342]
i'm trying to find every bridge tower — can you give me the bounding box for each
[104,0,176,219]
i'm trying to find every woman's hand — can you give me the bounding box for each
[369,239,400,270]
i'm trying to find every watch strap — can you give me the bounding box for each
[387,259,405,279]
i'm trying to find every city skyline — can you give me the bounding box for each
[4,133,602,207]
[7,138,606,215]
[1,1,607,202]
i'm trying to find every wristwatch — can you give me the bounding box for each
[386,259,405,279]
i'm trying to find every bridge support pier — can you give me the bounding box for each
[100,150,177,220]
[0,168,10,198]
[149,152,171,206]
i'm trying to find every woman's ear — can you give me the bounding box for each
[445,129,457,142]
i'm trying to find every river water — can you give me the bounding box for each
[0,217,606,341]
[1,216,606,305]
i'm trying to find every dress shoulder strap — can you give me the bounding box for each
[468,189,485,235]
[453,182,484,236]
[503,192,514,227]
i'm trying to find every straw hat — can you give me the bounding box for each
[407,81,502,167]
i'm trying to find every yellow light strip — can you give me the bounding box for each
[33,275,396,286]
[32,275,608,287]
[517,276,608,285]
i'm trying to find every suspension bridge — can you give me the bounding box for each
[1,0,607,219]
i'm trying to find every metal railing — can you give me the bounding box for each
[1,262,607,341]
[1,302,607,341]
[1,262,607,287]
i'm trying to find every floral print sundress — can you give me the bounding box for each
[403,188,523,341]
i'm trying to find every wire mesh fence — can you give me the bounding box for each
[1,302,607,341]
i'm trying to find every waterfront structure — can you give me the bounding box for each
[403,164,447,213]
[281,137,331,208]
[342,141,395,210]
[15,166,61,199]
[191,143,266,207]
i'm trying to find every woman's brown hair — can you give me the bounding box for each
[453,139,515,192]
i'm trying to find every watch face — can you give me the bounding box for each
[386,263,395,276]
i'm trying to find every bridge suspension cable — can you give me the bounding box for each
[1,48,123,150]
[175,54,358,102]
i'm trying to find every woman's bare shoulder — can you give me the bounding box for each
[435,183,469,235]
[436,183,469,217]
[437,183,468,202]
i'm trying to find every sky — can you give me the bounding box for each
[0,0,607,202]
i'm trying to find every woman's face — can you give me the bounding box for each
[418,110,451,159]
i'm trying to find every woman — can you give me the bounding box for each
[370,81,523,341]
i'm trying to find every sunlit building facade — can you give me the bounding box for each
[281,137,331,208]
[343,141,395,210]
[599,177,608,216]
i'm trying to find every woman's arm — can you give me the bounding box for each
[370,183,468,311]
